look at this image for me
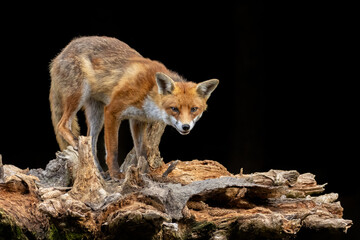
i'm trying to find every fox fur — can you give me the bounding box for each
[49,36,219,178]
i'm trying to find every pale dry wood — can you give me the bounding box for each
[0,137,353,239]
[68,136,108,210]
[121,122,166,172]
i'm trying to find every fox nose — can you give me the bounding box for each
[182,124,190,131]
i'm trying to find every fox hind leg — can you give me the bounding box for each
[57,94,84,150]
[85,99,105,172]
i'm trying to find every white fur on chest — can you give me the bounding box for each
[121,97,169,123]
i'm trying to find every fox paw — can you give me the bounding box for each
[109,171,125,180]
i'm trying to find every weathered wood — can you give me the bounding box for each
[68,137,108,210]
[121,122,166,173]
[0,154,3,183]
[0,138,353,239]
[0,162,49,239]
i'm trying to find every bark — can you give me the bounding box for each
[0,138,353,239]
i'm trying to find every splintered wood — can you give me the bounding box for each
[0,137,353,239]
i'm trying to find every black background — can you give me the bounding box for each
[0,2,358,239]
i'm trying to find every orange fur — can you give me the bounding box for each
[49,36,219,178]
[159,82,207,124]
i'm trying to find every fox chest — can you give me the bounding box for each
[120,97,166,122]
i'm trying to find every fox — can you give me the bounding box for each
[49,36,219,178]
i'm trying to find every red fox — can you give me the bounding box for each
[49,36,219,178]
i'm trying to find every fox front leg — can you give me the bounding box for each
[129,119,149,162]
[104,105,123,179]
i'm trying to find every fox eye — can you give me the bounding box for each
[191,107,198,113]
[170,107,179,113]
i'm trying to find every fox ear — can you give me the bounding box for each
[196,79,219,99]
[156,72,175,95]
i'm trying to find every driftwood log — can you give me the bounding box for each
[0,135,353,239]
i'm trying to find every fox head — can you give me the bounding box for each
[155,72,219,135]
